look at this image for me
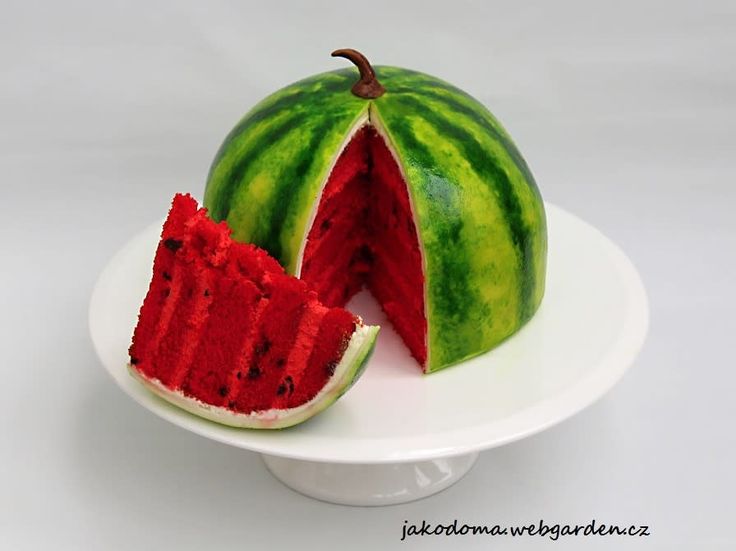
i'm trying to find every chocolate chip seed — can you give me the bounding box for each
[325,360,338,376]
[248,366,261,380]
[164,238,183,252]
[255,339,271,357]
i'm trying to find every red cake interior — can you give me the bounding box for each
[129,194,359,413]
[301,126,427,366]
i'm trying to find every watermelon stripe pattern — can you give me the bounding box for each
[206,69,369,265]
[205,65,546,372]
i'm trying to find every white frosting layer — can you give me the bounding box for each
[128,323,379,429]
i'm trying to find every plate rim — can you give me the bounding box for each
[89,202,649,463]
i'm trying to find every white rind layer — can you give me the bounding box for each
[294,109,370,277]
[293,105,431,370]
[128,323,379,429]
[368,106,431,371]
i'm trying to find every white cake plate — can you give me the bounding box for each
[89,203,648,506]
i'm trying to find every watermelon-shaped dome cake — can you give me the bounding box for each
[128,194,379,429]
[205,49,547,373]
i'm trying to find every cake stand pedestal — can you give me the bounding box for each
[90,202,648,507]
[262,452,478,506]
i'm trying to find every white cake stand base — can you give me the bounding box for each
[262,452,479,506]
[91,203,649,508]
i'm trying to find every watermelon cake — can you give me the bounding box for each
[205,49,547,373]
[128,194,379,429]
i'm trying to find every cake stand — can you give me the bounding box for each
[89,203,648,506]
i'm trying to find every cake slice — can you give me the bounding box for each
[128,194,379,429]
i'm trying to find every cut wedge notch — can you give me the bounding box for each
[300,124,427,367]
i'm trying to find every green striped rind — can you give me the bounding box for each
[204,65,547,373]
[373,67,546,371]
[205,69,369,273]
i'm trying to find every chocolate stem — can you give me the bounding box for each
[331,48,386,99]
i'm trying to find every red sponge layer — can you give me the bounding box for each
[129,194,358,413]
[301,126,427,366]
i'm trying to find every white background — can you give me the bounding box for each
[2,1,735,549]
